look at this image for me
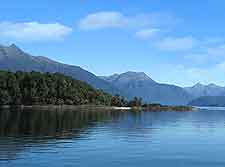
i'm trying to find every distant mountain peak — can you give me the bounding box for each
[116,71,156,83]
[196,82,202,85]
[123,71,148,77]
[0,43,24,57]
[9,43,22,51]
[184,82,225,98]
[101,71,191,105]
[101,71,158,86]
[193,82,204,87]
[9,43,18,48]
[192,82,222,88]
[207,83,220,88]
[108,73,120,78]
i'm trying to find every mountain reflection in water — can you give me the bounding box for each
[1,107,225,167]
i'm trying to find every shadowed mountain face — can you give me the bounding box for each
[184,83,225,98]
[101,72,192,105]
[0,44,120,95]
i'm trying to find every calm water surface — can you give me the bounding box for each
[1,107,225,167]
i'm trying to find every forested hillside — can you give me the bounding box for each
[0,71,113,105]
[0,44,121,96]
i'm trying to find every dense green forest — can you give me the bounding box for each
[0,71,191,111]
[0,71,145,107]
[0,71,115,105]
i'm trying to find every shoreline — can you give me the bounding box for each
[0,105,131,111]
[0,104,195,112]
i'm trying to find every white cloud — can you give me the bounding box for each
[79,12,125,30]
[79,11,153,30]
[156,36,198,51]
[0,22,72,42]
[135,28,160,39]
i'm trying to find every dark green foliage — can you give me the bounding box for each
[140,103,192,111]
[142,103,162,108]
[128,97,143,107]
[0,70,190,110]
[110,95,123,107]
[0,71,113,106]
[0,89,11,105]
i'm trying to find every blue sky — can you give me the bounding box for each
[1,0,225,86]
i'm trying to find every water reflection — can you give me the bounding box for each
[0,108,121,161]
[0,108,121,137]
[1,108,225,167]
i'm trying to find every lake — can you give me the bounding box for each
[1,107,225,167]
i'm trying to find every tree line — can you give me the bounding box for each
[0,71,143,107]
[0,71,113,105]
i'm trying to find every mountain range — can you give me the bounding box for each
[0,44,121,95]
[189,96,225,107]
[184,83,225,98]
[0,44,224,105]
[100,72,192,105]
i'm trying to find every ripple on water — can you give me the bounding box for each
[1,108,225,167]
